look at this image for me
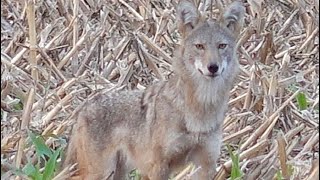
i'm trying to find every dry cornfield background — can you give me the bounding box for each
[1,0,319,179]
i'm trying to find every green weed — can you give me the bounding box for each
[227,145,243,180]
[12,131,63,180]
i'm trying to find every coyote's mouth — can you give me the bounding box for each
[198,68,204,75]
[198,68,218,78]
[197,68,225,78]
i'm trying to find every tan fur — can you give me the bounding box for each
[63,1,245,179]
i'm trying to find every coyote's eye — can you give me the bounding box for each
[218,43,227,49]
[195,44,205,50]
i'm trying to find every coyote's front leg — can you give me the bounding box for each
[189,134,222,180]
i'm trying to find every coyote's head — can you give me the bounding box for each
[175,0,245,82]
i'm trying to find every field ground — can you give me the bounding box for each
[1,0,319,179]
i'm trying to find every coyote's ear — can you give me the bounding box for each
[220,1,245,38]
[177,0,201,37]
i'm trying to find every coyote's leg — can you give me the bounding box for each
[189,134,222,180]
[66,117,117,180]
[147,150,169,180]
[113,150,131,180]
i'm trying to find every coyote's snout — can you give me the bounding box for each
[63,1,245,180]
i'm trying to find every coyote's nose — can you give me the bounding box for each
[207,64,219,74]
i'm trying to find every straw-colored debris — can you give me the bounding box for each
[1,0,319,179]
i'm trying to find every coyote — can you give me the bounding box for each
[63,0,245,179]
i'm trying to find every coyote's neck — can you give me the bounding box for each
[162,74,230,133]
[166,75,230,115]
[183,75,228,104]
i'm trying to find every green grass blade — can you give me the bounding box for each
[22,161,36,177]
[296,92,308,110]
[34,164,43,180]
[42,147,62,180]
[227,145,243,180]
[276,170,283,180]
[28,131,53,158]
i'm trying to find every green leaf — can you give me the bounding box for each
[20,163,42,180]
[296,92,308,110]
[129,169,141,180]
[227,145,243,180]
[276,170,283,180]
[33,164,43,180]
[22,161,36,177]
[42,147,62,180]
[13,101,23,111]
[287,164,294,176]
[28,131,53,158]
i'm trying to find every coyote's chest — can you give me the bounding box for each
[184,109,224,133]
[189,130,214,145]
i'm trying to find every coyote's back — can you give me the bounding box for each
[63,1,245,179]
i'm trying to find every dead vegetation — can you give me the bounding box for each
[1,0,319,179]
